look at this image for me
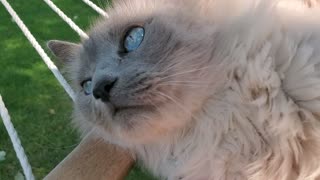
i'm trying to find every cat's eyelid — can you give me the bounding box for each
[80,78,92,87]
[122,24,144,42]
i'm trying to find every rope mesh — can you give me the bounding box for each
[0,0,106,178]
[82,0,109,17]
[43,0,89,39]
[0,95,35,180]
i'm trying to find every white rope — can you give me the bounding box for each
[0,95,35,180]
[0,0,90,178]
[0,0,76,102]
[43,0,89,39]
[82,0,109,17]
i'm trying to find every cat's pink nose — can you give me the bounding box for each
[93,77,117,102]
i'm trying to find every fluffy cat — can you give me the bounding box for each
[48,0,320,179]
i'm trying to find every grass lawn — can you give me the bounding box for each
[0,0,154,179]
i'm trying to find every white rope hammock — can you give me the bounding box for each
[43,0,89,39]
[82,0,109,17]
[0,0,107,179]
[0,96,35,180]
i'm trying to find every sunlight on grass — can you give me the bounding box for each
[3,38,26,50]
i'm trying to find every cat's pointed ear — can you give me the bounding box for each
[47,40,80,63]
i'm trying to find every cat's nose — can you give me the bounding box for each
[93,77,117,102]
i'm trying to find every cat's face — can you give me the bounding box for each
[48,0,223,144]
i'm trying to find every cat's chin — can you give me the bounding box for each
[106,106,175,144]
[92,99,195,145]
[112,105,150,117]
[112,105,155,126]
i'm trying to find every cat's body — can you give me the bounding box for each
[48,0,320,179]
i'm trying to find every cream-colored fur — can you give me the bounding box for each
[49,0,320,179]
[99,1,320,179]
[49,0,320,180]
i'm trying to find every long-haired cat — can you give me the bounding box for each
[47,0,320,179]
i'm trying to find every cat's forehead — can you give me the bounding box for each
[79,0,195,61]
[80,17,153,59]
[89,16,151,41]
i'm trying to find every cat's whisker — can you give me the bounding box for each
[163,55,213,73]
[138,114,153,121]
[157,81,210,87]
[156,65,215,82]
[146,97,162,114]
[157,83,209,88]
[149,61,183,77]
[151,52,207,76]
[162,80,209,84]
[147,47,193,75]
[159,60,202,75]
[154,91,198,121]
[148,56,171,73]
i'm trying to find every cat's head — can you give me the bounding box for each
[48,0,226,144]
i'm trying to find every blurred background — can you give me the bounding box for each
[0,0,154,179]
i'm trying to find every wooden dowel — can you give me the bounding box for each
[44,131,134,180]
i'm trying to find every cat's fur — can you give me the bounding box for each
[48,0,320,179]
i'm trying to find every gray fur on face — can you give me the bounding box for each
[48,0,224,144]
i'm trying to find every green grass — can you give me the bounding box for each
[0,0,154,179]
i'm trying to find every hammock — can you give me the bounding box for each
[0,1,133,179]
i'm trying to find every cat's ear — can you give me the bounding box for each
[47,40,80,63]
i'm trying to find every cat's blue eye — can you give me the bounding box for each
[124,27,145,52]
[82,80,92,95]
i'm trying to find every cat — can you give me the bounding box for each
[47,0,320,179]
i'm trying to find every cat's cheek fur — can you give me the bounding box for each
[102,104,193,145]
[72,96,110,136]
[73,88,206,145]
[110,86,210,144]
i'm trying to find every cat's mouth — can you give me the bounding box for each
[111,105,153,117]
[112,106,132,116]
